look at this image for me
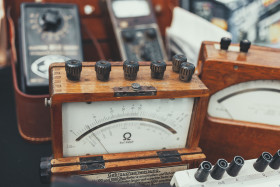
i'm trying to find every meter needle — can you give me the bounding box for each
[91,133,109,154]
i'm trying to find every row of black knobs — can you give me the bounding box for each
[65,55,195,82]
[220,37,251,53]
[195,149,280,182]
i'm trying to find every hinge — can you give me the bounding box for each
[80,156,105,171]
[157,150,182,164]
[113,83,157,97]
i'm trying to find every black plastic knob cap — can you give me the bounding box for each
[150,60,166,79]
[226,156,244,177]
[240,39,251,53]
[65,60,82,81]
[39,9,62,31]
[269,150,280,170]
[179,62,195,82]
[122,30,134,42]
[194,161,212,182]
[95,60,111,81]
[210,159,228,180]
[220,37,231,50]
[172,54,187,73]
[123,60,139,80]
[253,152,273,172]
[146,29,157,39]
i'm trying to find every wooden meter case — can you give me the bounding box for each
[197,40,280,163]
[41,59,209,185]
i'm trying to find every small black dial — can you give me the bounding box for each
[220,37,231,50]
[122,30,134,42]
[179,62,195,82]
[123,60,139,80]
[172,54,187,73]
[150,60,166,79]
[65,59,82,81]
[240,39,251,53]
[39,9,62,32]
[95,60,111,81]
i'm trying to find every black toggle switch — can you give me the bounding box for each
[226,156,244,177]
[179,62,195,82]
[123,60,139,80]
[95,60,111,81]
[172,54,187,73]
[240,39,251,53]
[269,149,280,170]
[150,60,166,79]
[194,161,212,182]
[220,37,231,50]
[210,159,228,180]
[253,152,273,172]
[65,59,82,81]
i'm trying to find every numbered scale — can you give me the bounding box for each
[41,60,209,185]
[197,39,280,163]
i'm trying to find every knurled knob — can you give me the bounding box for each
[150,60,166,79]
[220,37,231,50]
[172,54,187,73]
[65,59,82,81]
[179,62,195,82]
[95,60,111,81]
[240,39,251,53]
[123,60,139,80]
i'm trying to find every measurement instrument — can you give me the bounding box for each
[41,58,209,185]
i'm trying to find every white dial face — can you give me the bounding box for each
[62,98,194,157]
[112,0,150,18]
[208,80,280,126]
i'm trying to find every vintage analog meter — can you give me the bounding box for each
[41,60,208,185]
[197,40,280,163]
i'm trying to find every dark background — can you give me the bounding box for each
[0,67,51,187]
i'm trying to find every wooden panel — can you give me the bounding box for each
[197,41,280,163]
[49,62,208,102]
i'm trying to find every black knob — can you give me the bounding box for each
[179,62,195,82]
[194,161,212,182]
[220,37,231,50]
[65,60,82,81]
[146,29,157,39]
[226,156,244,177]
[95,60,111,81]
[269,150,280,170]
[240,39,251,53]
[122,30,134,42]
[40,156,52,184]
[172,54,187,73]
[253,152,273,172]
[123,60,139,80]
[39,9,62,31]
[210,159,228,180]
[150,60,166,79]
[140,47,152,61]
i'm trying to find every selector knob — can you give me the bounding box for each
[146,28,157,39]
[39,9,62,31]
[122,30,134,42]
[226,156,244,177]
[150,60,166,79]
[210,159,228,180]
[220,37,231,50]
[95,60,111,81]
[123,60,139,80]
[172,54,187,73]
[253,152,273,172]
[240,39,251,53]
[179,62,195,82]
[65,59,82,81]
[194,161,212,182]
[269,150,280,170]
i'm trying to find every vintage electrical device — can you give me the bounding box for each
[197,38,280,163]
[41,57,209,185]
[19,3,83,94]
[104,0,167,61]
[171,149,280,187]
